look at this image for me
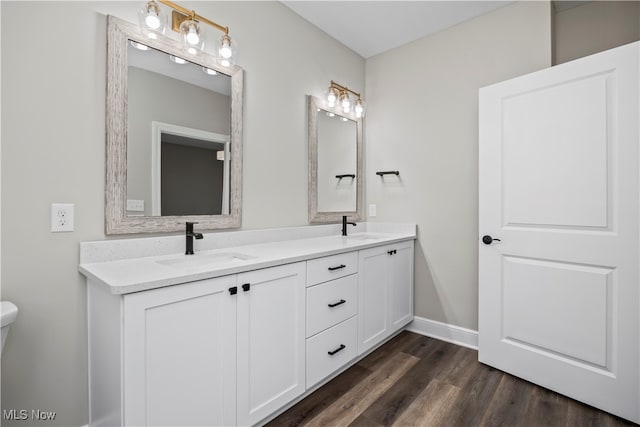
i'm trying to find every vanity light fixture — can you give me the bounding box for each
[138,0,235,64]
[326,81,366,118]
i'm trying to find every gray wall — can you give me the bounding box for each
[0,2,364,425]
[554,1,640,65]
[365,1,552,330]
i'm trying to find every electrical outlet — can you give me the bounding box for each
[127,199,145,212]
[369,204,377,218]
[51,203,74,232]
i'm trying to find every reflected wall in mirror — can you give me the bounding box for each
[308,95,363,223]
[106,16,243,234]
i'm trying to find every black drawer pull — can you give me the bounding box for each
[387,249,397,255]
[328,344,346,356]
[242,283,250,292]
[328,264,346,271]
[229,286,237,295]
[328,299,346,308]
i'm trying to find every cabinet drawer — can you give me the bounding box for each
[307,252,358,286]
[306,316,357,388]
[306,274,358,337]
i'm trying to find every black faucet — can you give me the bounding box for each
[342,215,357,236]
[185,222,204,255]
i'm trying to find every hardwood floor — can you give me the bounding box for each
[267,332,636,427]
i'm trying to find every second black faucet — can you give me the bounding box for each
[185,222,204,255]
[342,215,357,236]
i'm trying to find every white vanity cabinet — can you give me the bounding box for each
[358,240,414,354]
[82,225,417,427]
[88,262,306,427]
[236,262,306,426]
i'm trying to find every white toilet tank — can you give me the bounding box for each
[1,301,18,353]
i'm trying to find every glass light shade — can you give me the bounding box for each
[354,99,366,118]
[137,1,166,37]
[179,19,204,54]
[340,92,351,113]
[217,35,235,67]
[327,87,339,108]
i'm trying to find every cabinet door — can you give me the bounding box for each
[358,242,415,355]
[358,245,390,354]
[236,262,306,426]
[389,240,414,329]
[123,276,237,427]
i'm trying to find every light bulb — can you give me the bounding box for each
[145,12,160,29]
[186,27,200,45]
[220,59,231,67]
[219,35,233,59]
[220,45,232,59]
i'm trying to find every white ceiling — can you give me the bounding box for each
[281,1,515,58]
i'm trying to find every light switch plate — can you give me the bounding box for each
[51,203,74,232]
[369,204,377,218]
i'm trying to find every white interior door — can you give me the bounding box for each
[479,42,639,423]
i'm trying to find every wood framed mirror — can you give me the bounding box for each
[308,95,363,223]
[106,16,243,234]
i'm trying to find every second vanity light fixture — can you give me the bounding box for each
[138,0,235,66]
[326,80,366,118]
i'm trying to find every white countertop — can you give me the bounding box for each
[79,223,416,295]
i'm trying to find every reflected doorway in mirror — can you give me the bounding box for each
[150,122,230,217]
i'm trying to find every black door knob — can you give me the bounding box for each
[482,235,501,245]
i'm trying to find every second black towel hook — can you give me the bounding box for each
[376,171,400,177]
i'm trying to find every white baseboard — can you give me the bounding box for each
[406,316,479,350]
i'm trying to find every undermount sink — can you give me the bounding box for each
[342,233,386,241]
[156,252,256,271]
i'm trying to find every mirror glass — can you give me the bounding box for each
[316,112,357,212]
[126,44,231,217]
[308,95,363,223]
[106,16,243,234]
